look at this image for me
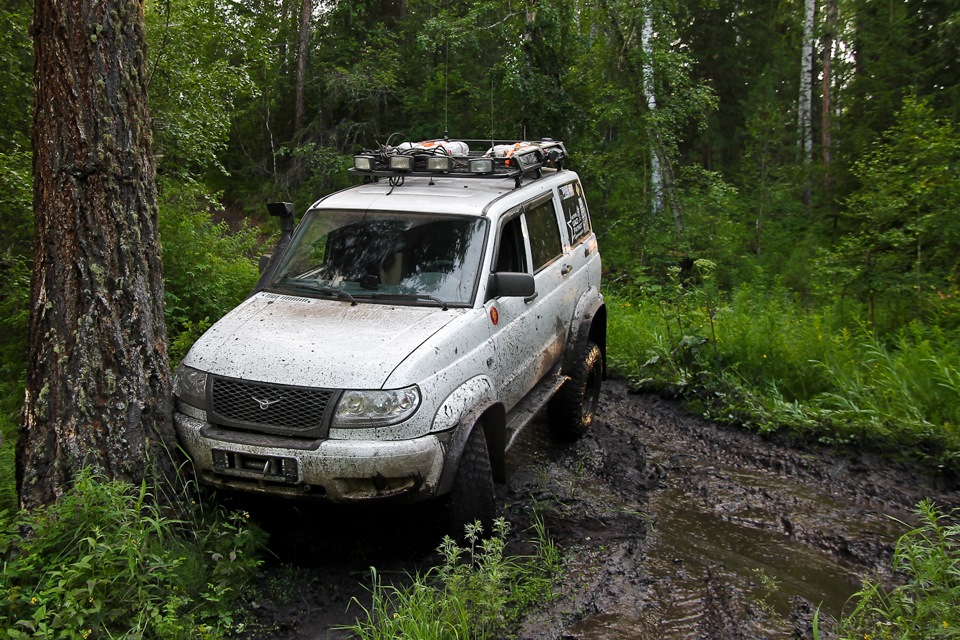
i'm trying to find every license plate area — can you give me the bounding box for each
[211,449,299,483]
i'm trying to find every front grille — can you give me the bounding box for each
[210,376,338,438]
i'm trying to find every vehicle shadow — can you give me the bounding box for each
[223,493,449,568]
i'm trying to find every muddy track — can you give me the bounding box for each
[238,379,959,639]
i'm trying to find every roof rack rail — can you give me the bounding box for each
[348,138,568,188]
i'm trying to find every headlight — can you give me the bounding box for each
[333,386,421,428]
[173,365,208,409]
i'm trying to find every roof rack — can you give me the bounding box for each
[348,138,568,189]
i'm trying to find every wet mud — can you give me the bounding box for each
[238,379,959,639]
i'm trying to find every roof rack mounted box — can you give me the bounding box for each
[348,138,568,186]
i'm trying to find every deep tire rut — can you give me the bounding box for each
[239,379,959,639]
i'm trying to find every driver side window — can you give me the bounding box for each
[495,215,528,273]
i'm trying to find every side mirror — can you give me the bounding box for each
[488,272,535,298]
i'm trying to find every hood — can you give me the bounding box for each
[182,292,463,389]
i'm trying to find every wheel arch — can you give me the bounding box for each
[436,400,507,495]
[566,294,607,379]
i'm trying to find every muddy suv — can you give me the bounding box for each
[173,138,605,529]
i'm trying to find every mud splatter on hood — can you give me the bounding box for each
[181,291,464,389]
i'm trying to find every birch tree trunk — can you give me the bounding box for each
[798,0,816,163]
[20,0,176,508]
[642,4,664,216]
[640,4,663,214]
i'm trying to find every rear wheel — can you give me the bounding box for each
[549,341,603,440]
[445,422,496,539]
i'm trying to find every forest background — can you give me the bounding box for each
[1,0,960,513]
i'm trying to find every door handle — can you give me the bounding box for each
[560,264,572,276]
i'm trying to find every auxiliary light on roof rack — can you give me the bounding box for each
[349,138,568,188]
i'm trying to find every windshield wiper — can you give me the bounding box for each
[317,287,357,306]
[368,293,449,311]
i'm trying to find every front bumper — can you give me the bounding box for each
[175,413,448,502]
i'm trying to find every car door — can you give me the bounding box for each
[556,179,601,320]
[486,194,568,411]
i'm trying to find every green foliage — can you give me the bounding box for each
[0,0,31,151]
[607,280,960,474]
[342,516,561,640]
[146,0,261,181]
[273,144,354,211]
[0,469,263,639]
[0,253,30,512]
[158,180,262,364]
[0,147,32,255]
[822,96,960,331]
[838,501,960,640]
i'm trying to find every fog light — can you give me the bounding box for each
[389,155,414,171]
[427,156,451,172]
[354,155,375,171]
[470,158,493,174]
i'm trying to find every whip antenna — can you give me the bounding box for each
[444,39,449,140]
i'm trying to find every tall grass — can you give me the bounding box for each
[607,283,960,474]
[341,516,561,640]
[0,469,263,639]
[836,501,960,639]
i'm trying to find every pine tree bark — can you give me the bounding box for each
[294,0,313,135]
[19,0,176,508]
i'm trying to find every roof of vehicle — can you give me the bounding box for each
[311,168,578,218]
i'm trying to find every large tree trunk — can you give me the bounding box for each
[20,0,176,508]
[294,0,313,135]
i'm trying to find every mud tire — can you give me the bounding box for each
[549,340,603,440]
[445,422,496,539]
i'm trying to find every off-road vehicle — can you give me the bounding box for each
[173,138,606,529]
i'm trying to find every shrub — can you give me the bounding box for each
[0,470,262,639]
[342,516,560,640]
[838,501,960,640]
[158,180,263,364]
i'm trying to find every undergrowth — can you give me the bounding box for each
[0,469,263,639]
[341,516,561,640]
[606,275,960,476]
[817,501,960,639]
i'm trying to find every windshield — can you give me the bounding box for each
[269,210,488,307]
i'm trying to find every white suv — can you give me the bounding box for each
[173,139,606,529]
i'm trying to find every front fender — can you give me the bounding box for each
[431,375,505,494]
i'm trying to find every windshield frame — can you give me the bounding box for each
[265,208,491,309]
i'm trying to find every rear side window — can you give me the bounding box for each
[559,181,591,245]
[525,198,563,272]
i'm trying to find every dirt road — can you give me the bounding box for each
[239,379,959,639]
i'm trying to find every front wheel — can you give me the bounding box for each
[445,422,496,539]
[548,341,603,440]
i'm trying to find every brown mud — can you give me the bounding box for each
[237,379,959,639]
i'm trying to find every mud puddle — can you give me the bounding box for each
[240,379,959,639]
